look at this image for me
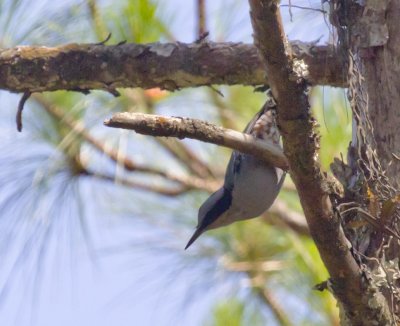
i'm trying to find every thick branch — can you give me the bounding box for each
[104,112,289,170]
[248,0,387,322]
[0,42,345,94]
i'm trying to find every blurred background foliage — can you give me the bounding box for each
[0,0,350,325]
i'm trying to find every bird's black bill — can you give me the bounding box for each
[184,228,204,250]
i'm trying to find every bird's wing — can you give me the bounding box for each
[224,105,268,189]
[224,151,241,190]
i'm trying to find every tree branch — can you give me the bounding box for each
[155,137,215,178]
[128,88,217,179]
[251,273,292,326]
[247,0,392,322]
[104,112,289,170]
[84,169,188,196]
[33,95,218,192]
[0,41,346,94]
[196,0,207,37]
[265,200,309,236]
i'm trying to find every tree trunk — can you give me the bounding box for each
[353,1,400,186]
[331,0,400,324]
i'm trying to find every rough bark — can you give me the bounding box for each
[104,112,289,170]
[0,41,346,94]
[327,0,400,324]
[350,0,400,188]
[248,1,393,324]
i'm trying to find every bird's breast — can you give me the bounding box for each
[231,156,282,219]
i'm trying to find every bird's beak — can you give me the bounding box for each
[184,228,204,250]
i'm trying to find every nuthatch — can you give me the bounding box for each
[185,101,285,249]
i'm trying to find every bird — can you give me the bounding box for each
[185,101,286,249]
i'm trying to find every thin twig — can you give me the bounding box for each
[84,169,188,196]
[196,0,207,38]
[264,200,309,236]
[208,88,239,130]
[87,0,109,41]
[250,273,292,326]
[156,137,216,178]
[340,206,400,240]
[139,88,217,178]
[287,0,293,22]
[281,4,327,14]
[16,91,31,132]
[221,258,285,272]
[33,95,218,192]
[257,288,292,326]
[95,32,112,45]
[125,88,218,179]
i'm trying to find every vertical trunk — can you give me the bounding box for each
[354,1,400,186]
[331,0,400,323]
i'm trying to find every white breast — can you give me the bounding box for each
[230,155,283,221]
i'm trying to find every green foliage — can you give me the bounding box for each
[312,87,352,169]
[208,297,272,326]
[209,299,245,326]
[101,0,171,43]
